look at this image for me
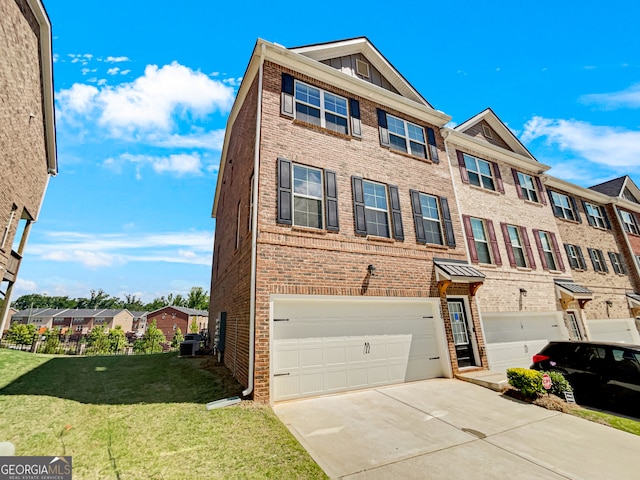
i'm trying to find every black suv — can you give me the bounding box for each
[531,341,640,418]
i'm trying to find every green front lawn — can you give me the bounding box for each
[571,408,640,436]
[0,349,326,479]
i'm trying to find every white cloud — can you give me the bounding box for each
[580,83,640,109]
[104,152,205,177]
[120,69,131,75]
[223,77,243,87]
[105,56,130,63]
[53,53,59,63]
[57,62,235,135]
[56,83,99,114]
[522,116,640,168]
[27,231,214,268]
[15,278,38,292]
[145,129,225,150]
[107,67,120,75]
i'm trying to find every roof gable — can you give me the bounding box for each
[290,37,431,107]
[454,108,536,160]
[589,175,640,204]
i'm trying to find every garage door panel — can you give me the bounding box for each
[273,297,445,401]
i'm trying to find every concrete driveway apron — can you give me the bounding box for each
[274,378,640,479]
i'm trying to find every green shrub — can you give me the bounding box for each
[507,368,544,397]
[544,370,572,396]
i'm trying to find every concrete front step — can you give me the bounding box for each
[456,369,508,392]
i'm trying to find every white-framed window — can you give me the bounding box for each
[386,114,427,158]
[584,202,606,229]
[565,244,586,270]
[588,248,607,272]
[609,251,625,274]
[506,225,527,268]
[463,154,495,190]
[516,172,539,203]
[471,218,492,264]
[294,81,348,134]
[73,318,83,323]
[76,325,83,332]
[538,231,557,270]
[550,191,577,221]
[622,188,639,204]
[95,318,105,324]
[417,193,443,245]
[293,164,324,229]
[363,180,390,238]
[620,210,639,235]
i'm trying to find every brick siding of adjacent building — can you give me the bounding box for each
[0,0,50,272]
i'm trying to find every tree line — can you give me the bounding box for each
[11,286,210,312]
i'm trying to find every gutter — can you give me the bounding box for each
[243,43,265,398]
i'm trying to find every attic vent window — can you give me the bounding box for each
[482,124,493,139]
[356,59,370,78]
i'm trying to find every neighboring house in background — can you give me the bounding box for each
[545,176,640,344]
[9,308,57,328]
[0,0,57,334]
[2,307,17,333]
[210,37,489,404]
[442,109,578,373]
[92,309,134,332]
[147,306,208,341]
[131,311,148,333]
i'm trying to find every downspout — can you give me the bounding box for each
[442,131,489,367]
[243,43,265,398]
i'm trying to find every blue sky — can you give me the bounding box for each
[17,0,640,302]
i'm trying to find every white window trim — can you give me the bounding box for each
[592,248,606,272]
[585,202,606,229]
[566,244,581,270]
[550,191,576,221]
[418,192,444,245]
[621,210,639,235]
[517,172,538,203]
[507,225,527,268]
[292,164,324,230]
[294,80,349,133]
[464,154,495,191]
[471,218,492,264]
[386,113,427,158]
[538,231,558,270]
[363,180,391,238]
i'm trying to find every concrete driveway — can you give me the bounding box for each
[274,379,639,479]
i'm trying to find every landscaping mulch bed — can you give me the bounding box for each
[503,387,580,414]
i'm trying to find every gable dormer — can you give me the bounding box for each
[454,108,534,158]
[289,37,431,107]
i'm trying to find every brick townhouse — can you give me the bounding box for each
[0,0,57,333]
[210,37,490,404]
[147,306,208,341]
[442,109,583,372]
[544,176,640,343]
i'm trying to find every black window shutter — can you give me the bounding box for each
[581,200,595,226]
[281,73,294,118]
[352,176,367,235]
[619,254,627,274]
[608,252,619,274]
[534,176,547,205]
[570,196,582,223]
[600,250,609,273]
[376,109,390,147]
[426,127,439,163]
[501,222,516,267]
[587,248,598,271]
[533,229,548,270]
[349,98,362,138]
[602,206,612,229]
[576,246,587,270]
[388,185,404,241]
[564,244,576,269]
[410,190,426,244]
[324,170,339,232]
[520,226,536,269]
[463,215,478,263]
[511,169,523,199]
[617,208,630,232]
[491,163,504,193]
[277,158,292,225]
[440,196,456,247]
[456,150,469,184]
[547,190,560,216]
[550,232,565,271]
[486,219,502,266]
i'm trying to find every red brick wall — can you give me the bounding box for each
[0,0,50,271]
[147,308,189,342]
[209,76,259,387]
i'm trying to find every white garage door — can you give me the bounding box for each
[272,296,446,402]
